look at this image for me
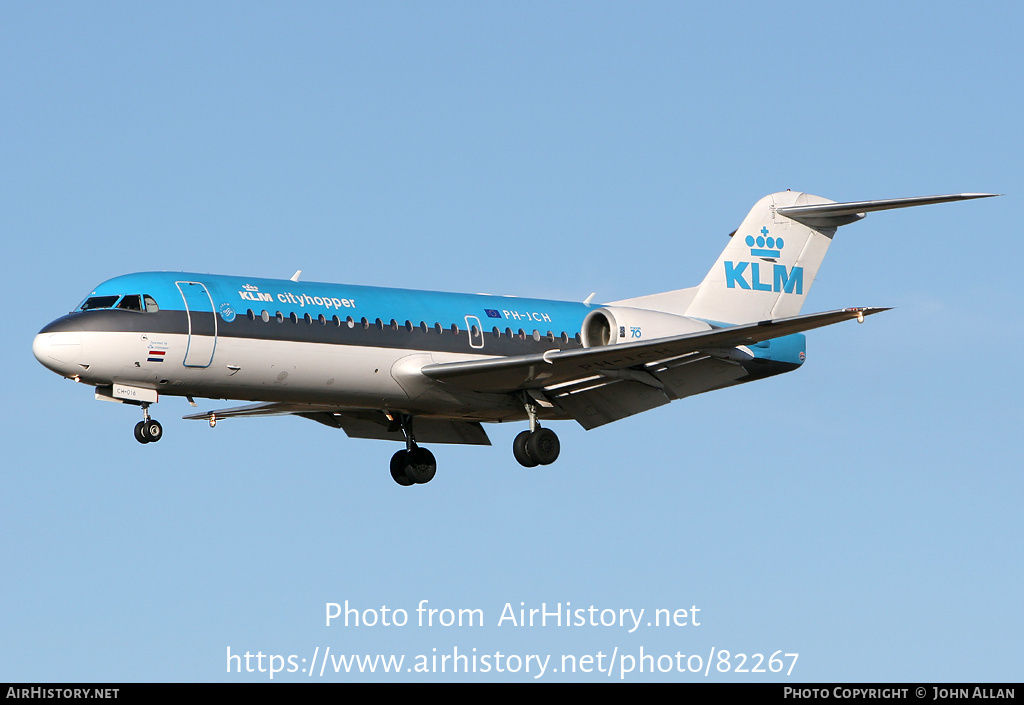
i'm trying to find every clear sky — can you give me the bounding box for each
[2,1,1020,683]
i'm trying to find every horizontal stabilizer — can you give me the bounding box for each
[776,193,998,228]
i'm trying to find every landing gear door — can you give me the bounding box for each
[464,315,484,349]
[176,281,218,368]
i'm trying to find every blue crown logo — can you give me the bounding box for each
[745,226,784,258]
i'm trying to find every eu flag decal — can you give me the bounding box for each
[484,309,501,318]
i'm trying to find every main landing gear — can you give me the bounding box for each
[513,427,560,467]
[387,400,561,485]
[512,397,560,467]
[390,415,437,487]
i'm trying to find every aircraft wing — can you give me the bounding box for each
[182,403,491,445]
[184,307,887,436]
[421,307,888,395]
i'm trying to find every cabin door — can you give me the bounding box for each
[464,315,484,349]
[176,281,218,368]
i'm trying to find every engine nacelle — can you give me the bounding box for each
[580,307,712,347]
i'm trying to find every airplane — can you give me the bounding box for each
[33,190,996,486]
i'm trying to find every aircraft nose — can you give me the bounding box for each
[33,330,82,375]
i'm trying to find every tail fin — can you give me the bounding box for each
[684,191,996,324]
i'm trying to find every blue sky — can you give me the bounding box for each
[2,2,1020,682]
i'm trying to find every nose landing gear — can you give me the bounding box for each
[133,404,163,444]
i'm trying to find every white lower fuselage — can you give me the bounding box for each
[35,328,525,422]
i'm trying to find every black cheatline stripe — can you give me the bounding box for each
[39,310,584,357]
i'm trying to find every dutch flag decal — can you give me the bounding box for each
[147,350,166,363]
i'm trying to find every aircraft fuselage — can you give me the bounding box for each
[33,271,597,424]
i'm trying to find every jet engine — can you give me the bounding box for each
[580,307,712,347]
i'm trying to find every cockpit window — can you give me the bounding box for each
[80,295,120,310]
[79,293,158,312]
[117,295,143,311]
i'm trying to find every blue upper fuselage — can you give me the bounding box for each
[77,271,595,340]
[46,270,807,367]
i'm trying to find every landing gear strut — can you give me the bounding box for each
[389,414,437,486]
[512,397,560,467]
[133,403,163,444]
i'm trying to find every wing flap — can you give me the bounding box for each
[550,378,671,430]
[326,414,491,445]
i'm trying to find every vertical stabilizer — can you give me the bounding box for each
[685,191,836,324]
[683,191,996,325]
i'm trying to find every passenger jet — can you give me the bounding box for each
[33,191,995,485]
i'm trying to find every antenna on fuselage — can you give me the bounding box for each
[290,270,302,282]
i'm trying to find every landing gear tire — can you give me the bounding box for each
[513,428,560,467]
[387,415,437,486]
[134,419,162,444]
[526,427,559,465]
[513,430,539,467]
[142,419,163,443]
[390,450,414,486]
[403,446,437,484]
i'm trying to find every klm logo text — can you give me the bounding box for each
[724,262,803,294]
